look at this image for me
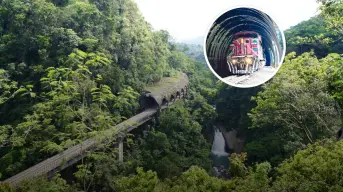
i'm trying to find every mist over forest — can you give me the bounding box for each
[181,36,205,46]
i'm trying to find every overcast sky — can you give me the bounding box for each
[134,0,320,42]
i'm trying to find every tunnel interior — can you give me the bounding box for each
[206,7,285,78]
[140,95,159,110]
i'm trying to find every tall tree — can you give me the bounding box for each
[249,52,341,157]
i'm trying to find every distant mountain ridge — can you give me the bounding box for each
[181,36,205,45]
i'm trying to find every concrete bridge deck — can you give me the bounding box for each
[2,73,189,187]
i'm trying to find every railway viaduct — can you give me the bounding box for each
[2,73,189,187]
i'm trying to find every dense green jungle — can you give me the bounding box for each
[0,0,343,191]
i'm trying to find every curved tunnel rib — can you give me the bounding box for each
[206,7,284,77]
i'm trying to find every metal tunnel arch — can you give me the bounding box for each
[205,7,285,78]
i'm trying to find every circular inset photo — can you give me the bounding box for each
[204,7,286,88]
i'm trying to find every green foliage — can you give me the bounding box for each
[0,183,15,192]
[0,69,31,105]
[168,51,188,70]
[16,174,75,192]
[187,58,217,104]
[234,162,271,192]
[166,166,235,192]
[3,0,343,191]
[228,153,248,177]
[285,0,343,58]
[0,0,188,180]
[113,86,140,117]
[127,101,212,179]
[14,139,343,192]
[249,52,341,157]
[185,92,216,127]
[156,159,271,192]
[318,0,343,36]
[215,84,260,132]
[177,44,206,63]
[325,53,343,116]
[0,50,136,178]
[72,147,128,191]
[114,167,159,192]
[0,0,219,187]
[271,139,343,192]
[284,15,343,58]
[244,132,284,166]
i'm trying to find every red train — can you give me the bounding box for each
[227,31,266,75]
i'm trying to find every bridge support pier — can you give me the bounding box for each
[118,137,123,162]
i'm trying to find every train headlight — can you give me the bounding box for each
[231,58,238,64]
[245,57,253,64]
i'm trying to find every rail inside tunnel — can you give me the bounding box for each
[205,7,285,78]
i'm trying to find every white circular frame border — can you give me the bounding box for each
[203,4,287,88]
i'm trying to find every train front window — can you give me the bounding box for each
[234,33,258,39]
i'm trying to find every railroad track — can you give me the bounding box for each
[223,66,277,86]
[223,74,252,84]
